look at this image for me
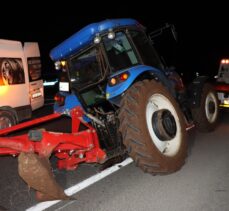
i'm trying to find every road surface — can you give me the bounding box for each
[0,108,229,211]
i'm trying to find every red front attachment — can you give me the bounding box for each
[0,106,106,167]
[0,106,106,201]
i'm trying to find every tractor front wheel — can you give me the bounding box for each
[118,80,187,174]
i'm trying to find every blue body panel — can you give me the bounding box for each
[50,19,139,61]
[54,92,90,122]
[106,65,172,100]
[54,65,174,112]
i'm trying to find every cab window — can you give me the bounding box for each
[129,30,163,70]
[103,31,139,72]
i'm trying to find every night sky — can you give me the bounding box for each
[0,3,228,80]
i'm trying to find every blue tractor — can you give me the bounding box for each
[50,19,219,174]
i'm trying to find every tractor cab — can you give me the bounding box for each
[50,19,172,112]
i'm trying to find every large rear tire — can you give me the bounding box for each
[192,83,219,132]
[118,80,187,174]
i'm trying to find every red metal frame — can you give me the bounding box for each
[215,83,229,92]
[0,106,106,170]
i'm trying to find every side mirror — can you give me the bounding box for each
[149,23,178,42]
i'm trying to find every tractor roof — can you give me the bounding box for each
[50,19,140,61]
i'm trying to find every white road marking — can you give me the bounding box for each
[26,157,133,211]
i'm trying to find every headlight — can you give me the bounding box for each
[108,29,115,39]
[94,33,101,44]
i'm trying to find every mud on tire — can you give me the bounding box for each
[118,80,187,174]
[192,83,219,132]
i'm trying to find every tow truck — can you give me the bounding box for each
[215,58,229,108]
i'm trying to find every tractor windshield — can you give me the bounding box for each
[103,31,139,73]
[68,48,103,89]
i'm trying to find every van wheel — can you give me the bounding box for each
[0,110,16,129]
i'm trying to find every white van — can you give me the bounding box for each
[0,39,44,129]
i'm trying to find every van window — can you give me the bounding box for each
[27,57,42,82]
[0,58,25,85]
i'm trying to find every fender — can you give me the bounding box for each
[188,76,209,107]
[106,65,174,103]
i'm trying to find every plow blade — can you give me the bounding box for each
[18,152,69,201]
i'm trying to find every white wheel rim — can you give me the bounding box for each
[205,92,218,123]
[146,94,182,157]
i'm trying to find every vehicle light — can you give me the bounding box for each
[54,60,67,70]
[54,61,61,70]
[108,29,115,39]
[221,59,229,64]
[223,99,229,105]
[120,73,129,81]
[109,72,130,86]
[94,33,101,44]
[61,60,66,67]
[110,78,117,85]
[220,103,229,108]
[54,94,65,106]
[32,92,42,99]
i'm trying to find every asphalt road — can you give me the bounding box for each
[48,110,229,211]
[0,108,229,211]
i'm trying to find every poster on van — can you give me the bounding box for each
[0,58,25,85]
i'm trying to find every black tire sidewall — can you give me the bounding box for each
[119,80,187,173]
[192,83,219,132]
[0,110,16,129]
[138,81,187,168]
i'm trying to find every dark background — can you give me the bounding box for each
[0,2,228,81]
